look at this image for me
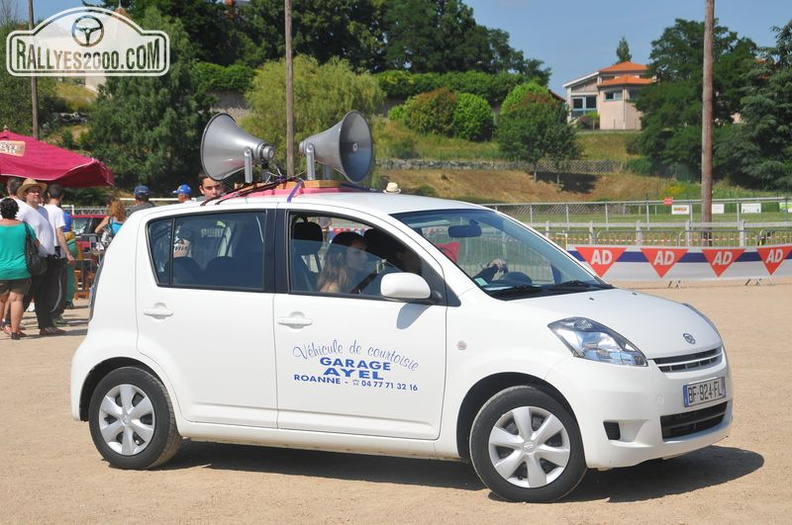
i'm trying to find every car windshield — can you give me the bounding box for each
[394,208,611,299]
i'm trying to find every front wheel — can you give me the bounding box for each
[88,367,182,469]
[470,386,586,502]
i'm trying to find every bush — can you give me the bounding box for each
[576,112,599,130]
[500,81,551,116]
[625,133,642,155]
[375,70,531,105]
[388,104,406,122]
[403,88,457,136]
[624,157,654,175]
[195,62,255,92]
[452,93,493,141]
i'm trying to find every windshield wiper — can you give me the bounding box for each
[549,280,613,291]
[490,284,544,297]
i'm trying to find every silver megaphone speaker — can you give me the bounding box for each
[201,113,276,183]
[298,110,374,183]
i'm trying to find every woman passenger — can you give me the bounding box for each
[317,231,373,294]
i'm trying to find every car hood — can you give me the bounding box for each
[514,288,721,359]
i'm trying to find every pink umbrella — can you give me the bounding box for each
[0,128,113,187]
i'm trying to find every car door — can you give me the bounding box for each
[273,211,448,440]
[136,210,278,427]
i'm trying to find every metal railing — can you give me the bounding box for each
[522,221,792,249]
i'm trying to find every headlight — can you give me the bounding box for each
[549,317,647,366]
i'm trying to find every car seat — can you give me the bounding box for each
[291,221,323,291]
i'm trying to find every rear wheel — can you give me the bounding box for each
[470,386,586,502]
[88,367,182,469]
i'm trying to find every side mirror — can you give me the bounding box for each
[380,272,431,301]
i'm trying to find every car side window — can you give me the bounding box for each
[287,213,442,300]
[148,211,266,291]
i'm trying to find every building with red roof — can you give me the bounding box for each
[562,61,654,130]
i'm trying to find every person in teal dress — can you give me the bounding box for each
[0,198,34,340]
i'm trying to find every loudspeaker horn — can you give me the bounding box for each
[201,113,276,183]
[299,110,373,183]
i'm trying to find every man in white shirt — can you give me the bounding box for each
[10,178,66,336]
[43,183,75,323]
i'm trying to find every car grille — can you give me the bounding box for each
[661,402,728,439]
[652,348,722,373]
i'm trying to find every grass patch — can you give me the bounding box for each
[577,131,640,161]
[373,117,500,160]
[54,81,96,113]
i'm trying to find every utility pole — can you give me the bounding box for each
[701,0,714,238]
[28,0,39,138]
[285,0,294,178]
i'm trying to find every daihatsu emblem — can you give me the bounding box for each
[683,333,696,345]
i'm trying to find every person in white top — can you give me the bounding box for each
[43,184,75,322]
[9,178,66,336]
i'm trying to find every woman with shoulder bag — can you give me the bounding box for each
[94,198,126,249]
[0,198,34,340]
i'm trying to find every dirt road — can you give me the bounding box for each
[2,279,790,523]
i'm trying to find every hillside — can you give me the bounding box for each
[376,128,663,203]
[378,169,668,203]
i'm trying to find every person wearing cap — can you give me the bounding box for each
[128,185,155,216]
[172,183,192,203]
[8,178,66,336]
[384,182,401,194]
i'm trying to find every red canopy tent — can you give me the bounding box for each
[0,128,113,188]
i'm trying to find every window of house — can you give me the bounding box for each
[571,95,597,118]
[604,90,623,101]
[628,89,641,101]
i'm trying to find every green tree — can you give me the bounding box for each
[99,0,243,66]
[83,8,214,192]
[495,87,579,177]
[382,0,547,76]
[0,23,60,135]
[636,19,757,174]
[720,20,792,189]
[242,55,383,172]
[235,0,386,71]
[616,36,632,63]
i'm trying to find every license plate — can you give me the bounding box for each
[683,377,726,407]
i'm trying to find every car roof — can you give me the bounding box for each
[122,181,488,225]
[242,191,482,215]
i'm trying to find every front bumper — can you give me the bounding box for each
[546,349,732,469]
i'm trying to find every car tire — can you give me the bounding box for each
[470,385,586,502]
[88,367,182,469]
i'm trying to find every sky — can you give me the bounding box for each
[16,0,792,94]
[464,0,791,94]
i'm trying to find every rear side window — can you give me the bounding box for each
[147,211,266,291]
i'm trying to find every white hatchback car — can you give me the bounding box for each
[71,183,731,502]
